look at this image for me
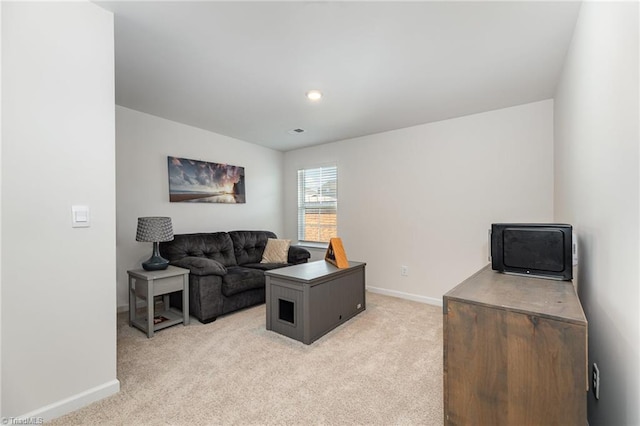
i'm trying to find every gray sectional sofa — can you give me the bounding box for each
[159,230,310,323]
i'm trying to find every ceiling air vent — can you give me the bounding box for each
[288,128,305,135]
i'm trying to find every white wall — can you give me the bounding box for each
[284,100,554,303]
[554,2,639,424]
[0,2,4,417]
[1,2,118,420]
[115,107,284,310]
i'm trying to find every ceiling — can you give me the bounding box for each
[96,1,581,152]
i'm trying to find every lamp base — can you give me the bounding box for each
[142,256,170,271]
[142,242,170,271]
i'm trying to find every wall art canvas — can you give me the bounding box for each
[168,156,246,203]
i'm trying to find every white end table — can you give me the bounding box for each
[128,266,190,338]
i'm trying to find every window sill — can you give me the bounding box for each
[296,242,328,250]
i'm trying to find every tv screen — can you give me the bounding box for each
[491,223,572,280]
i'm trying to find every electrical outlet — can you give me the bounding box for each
[592,363,600,400]
[401,265,409,276]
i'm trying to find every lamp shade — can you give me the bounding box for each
[136,217,174,243]
[136,217,174,271]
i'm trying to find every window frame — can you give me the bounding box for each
[297,165,338,244]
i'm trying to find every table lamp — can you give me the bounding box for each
[136,217,174,271]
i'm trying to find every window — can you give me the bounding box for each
[297,165,337,243]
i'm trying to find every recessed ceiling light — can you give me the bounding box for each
[305,90,322,101]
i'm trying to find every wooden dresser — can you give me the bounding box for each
[443,265,587,425]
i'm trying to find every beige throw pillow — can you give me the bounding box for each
[261,238,291,264]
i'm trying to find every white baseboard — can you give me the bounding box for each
[18,379,120,422]
[366,286,442,307]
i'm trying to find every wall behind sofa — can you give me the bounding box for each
[115,106,284,310]
[284,100,554,304]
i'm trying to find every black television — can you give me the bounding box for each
[490,223,573,281]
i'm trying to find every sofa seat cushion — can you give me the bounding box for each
[221,266,266,297]
[242,262,290,271]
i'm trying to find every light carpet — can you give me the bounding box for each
[48,292,443,425]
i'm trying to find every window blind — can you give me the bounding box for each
[297,165,338,243]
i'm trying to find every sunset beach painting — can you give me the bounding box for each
[168,156,246,203]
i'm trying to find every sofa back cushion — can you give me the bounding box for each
[159,232,237,267]
[229,230,277,265]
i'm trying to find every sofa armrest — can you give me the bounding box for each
[288,245,311,264]
[171,256,228,276]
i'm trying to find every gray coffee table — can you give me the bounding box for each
[265,260,366,344]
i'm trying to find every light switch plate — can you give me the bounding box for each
[72,205,90,228]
